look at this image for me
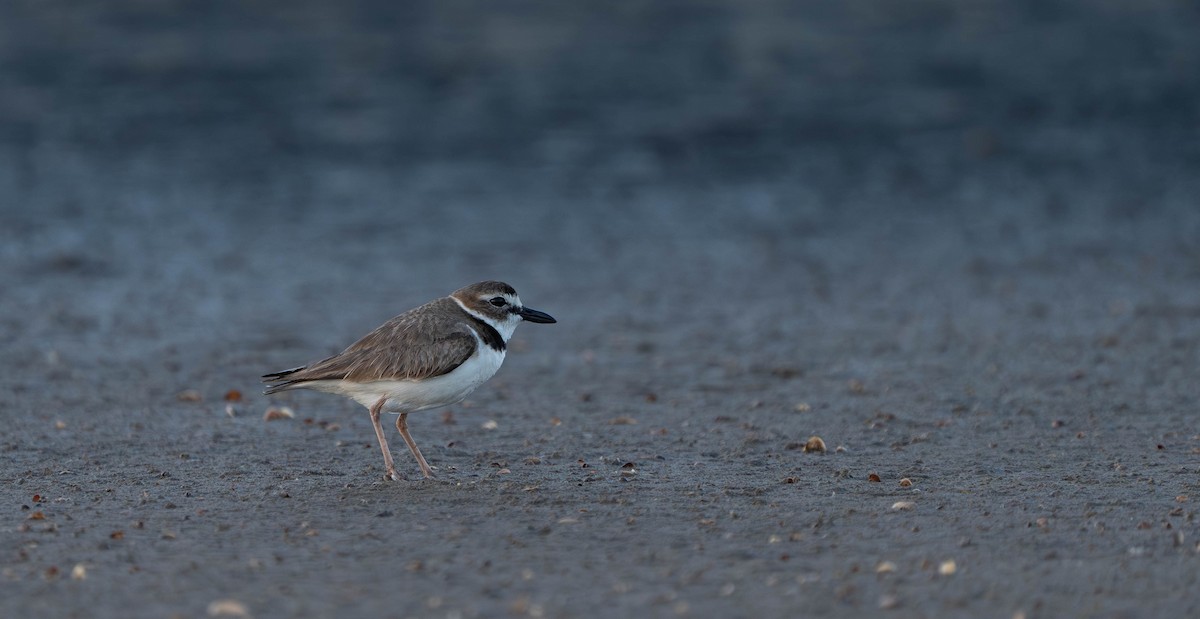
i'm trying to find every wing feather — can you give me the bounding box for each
[262,298,478,392]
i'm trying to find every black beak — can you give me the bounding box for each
[516,306,556,324]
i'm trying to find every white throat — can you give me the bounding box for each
[452,297,521,341]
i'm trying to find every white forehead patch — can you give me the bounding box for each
[455,293,523,340]
[481,292,520,307]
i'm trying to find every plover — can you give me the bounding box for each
[262,281,556,481]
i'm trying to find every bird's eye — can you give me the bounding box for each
[489,297,507,307]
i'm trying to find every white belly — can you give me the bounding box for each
[305,347,506,412]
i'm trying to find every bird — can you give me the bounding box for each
[262,281,556,481]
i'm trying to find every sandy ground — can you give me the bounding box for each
[2,2,1199,618]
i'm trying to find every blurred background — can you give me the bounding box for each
[4,0,1199,452]
[3,2,1200,617]
[4,0,1197,180]
[3,0,1197,363]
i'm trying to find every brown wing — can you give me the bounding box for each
[262,298,478,391]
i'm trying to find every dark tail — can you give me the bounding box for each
[262,366,306,395]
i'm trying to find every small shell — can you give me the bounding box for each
[206,599,250,617]
[803,436,826,453]
[898,478,913,487]
[891,501,916,511]
[938,560,957,575]
[177,389,203,402]
[263,406,294,421]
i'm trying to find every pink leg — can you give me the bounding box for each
[396,412,434,479]
[368,398,398,481]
